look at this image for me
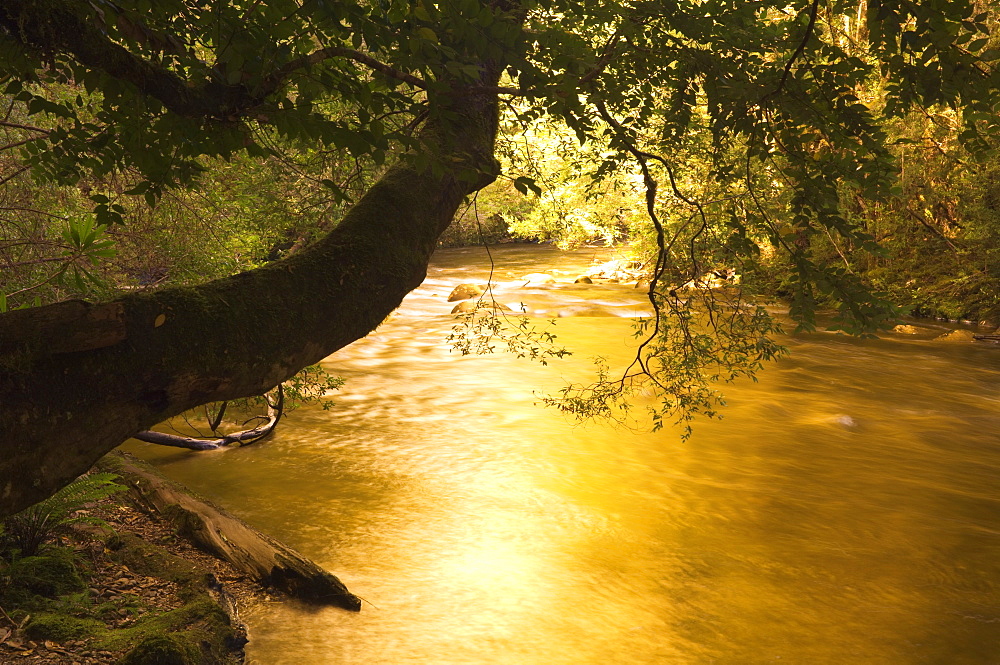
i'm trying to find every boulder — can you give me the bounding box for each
[933,329,977,343]
[574,275,593,284]
[586,259,638,281]
[448,284,486,302]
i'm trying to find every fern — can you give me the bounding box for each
[2,472,126,556]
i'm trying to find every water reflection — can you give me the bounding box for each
[125,245,1000,664]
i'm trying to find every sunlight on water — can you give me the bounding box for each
[125,245,1000,665]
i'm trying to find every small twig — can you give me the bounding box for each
[134,386,284,450]
[0,603,18,628]
[208,401,228,433]
[0,166,30,187]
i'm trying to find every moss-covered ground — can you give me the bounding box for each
[1,498,255,665]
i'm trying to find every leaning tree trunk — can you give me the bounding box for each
[0,82,502,517]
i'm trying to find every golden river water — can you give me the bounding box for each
[126,245,1000,664]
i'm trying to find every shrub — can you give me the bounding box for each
[1,472,126,556]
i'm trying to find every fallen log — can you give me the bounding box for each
[98,450,362,611]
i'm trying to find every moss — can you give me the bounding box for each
[106,532,203,598]
[23,611,104,642]
[98,598,236,665]
[116,634,199,665]
[4,548,86,599]
[101,534,238,663]
[99,598,231,649]
[6,608,29,624]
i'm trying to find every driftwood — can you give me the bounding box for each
[973,334,1000,343]
[133,386,284,451]
[98,450,362,611]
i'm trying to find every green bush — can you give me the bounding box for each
[2,472,125,556]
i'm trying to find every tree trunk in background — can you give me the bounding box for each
[0,83,501,518]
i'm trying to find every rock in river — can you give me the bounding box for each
[448,284,487,302]
[451,300,512,314]
[933,329,977,343]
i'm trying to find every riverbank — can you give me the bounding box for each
[0,470,265,665]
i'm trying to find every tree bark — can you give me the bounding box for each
[0,80,502,517]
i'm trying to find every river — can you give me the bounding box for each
[125,244,1000,664]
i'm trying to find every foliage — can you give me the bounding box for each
[448,298,571,365]
[1,0,999,437]
[437,182,525,246]
[2,473,125,557]
[281,364,346,411]
[495,112,643,247]
[0,94,376,309]
[542,287,786,436]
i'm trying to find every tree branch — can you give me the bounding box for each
[1,0,226,118]
[267,46,429,90]
[0,166,30,187]
[769,0,822,98]
[0,51,506,517]
[0,136,39,152]
[2,2,430,120]
[133,386,284,450]
[0,121,50,134]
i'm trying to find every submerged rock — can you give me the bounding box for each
[834,415,859,429]
[451,300,512,314]
[892,324,919,334]
[557,305,618,317]
[933,329,977,343]
[520,273,556,287]
[678,268,739,291]
[585,258,645,283]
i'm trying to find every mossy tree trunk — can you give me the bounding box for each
[0,80,503,517]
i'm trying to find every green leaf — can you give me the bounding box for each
[513,176,542,196]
